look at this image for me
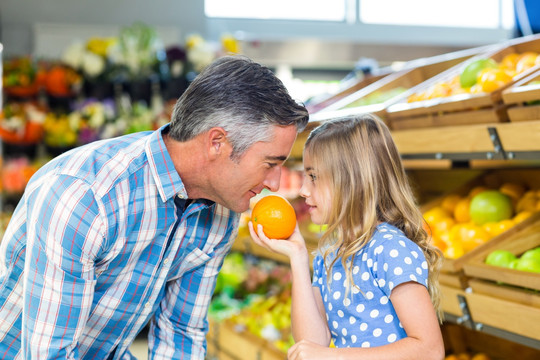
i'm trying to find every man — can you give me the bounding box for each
[0,55,309,359]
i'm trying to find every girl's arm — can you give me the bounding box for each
[248,223,331,345]
[288,281,444,360]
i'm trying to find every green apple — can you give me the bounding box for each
[460,58,498,88]
[469,190,513,225]
[515,257,540,273]
[485,249,517,268]
[520,247,540,261]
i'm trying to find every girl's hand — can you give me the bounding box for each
[288,339,333,360]
[248,221,307,259]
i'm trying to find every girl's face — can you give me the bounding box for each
[299,152,330,225]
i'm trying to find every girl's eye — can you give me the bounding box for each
[309,173,317,182]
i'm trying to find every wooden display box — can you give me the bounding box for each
[421,169,540,274]
[207,320,286,360]
[464,280,540,342]
[502,68,540,123]
[440,281,468,317]
[386,34,540,130]
[443,211,540,346]
[462,214,540,291]
[310,47,482,126]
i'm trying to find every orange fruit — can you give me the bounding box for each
[441,194,462,214]
[499,182,525,203]
[471,354,491,360]
[251,195,297,239]
[500,52,520,70]
[468,186,489,199]
[516,195,538,213]
[454,198,471,223]
[431,233,447,252]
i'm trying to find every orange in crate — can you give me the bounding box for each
[251,195,296,239]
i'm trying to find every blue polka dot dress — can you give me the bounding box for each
[312,222,429,348]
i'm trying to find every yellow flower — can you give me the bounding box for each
[221,34,240,54]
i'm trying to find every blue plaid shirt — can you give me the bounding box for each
[0,125,240,359]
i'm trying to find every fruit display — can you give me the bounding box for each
[341,86,407,109]
[445,352,491,360]
[485,247,540,273]
[407,51,540,102]
[0,157,43,196]
[0,102,46,146]
[208,252,293,354]
[423,182,538,259]
[2,57,47,98]
[251,194,297,239]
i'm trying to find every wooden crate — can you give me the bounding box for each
[420,169,540,274]
[387,34,540,130]
[462,215,540,291]
[442,322,540,360]
[310,47,482,126]
[207,320,286,360]
[464,280,540,342]
[502,68,540,122]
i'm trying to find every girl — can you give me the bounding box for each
[249,114,445,360]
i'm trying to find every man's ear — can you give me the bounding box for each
[207,127,229,159]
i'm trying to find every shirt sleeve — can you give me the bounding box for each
[149,216,238,360]
[311,254,324,289]
[23,174,105,358]
[371,235,428,298]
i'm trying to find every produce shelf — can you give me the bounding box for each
[502,68,540,123]
[309,46,483,126]
[207,319,286,360]
[390,120,540,162]
[386,34,540,130]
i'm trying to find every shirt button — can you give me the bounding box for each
[145,302,151,308]
[164,258,169,264]
[124,339,130,346]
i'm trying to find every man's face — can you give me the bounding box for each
[211,125,298,213]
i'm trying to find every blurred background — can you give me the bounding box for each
[1,1,540,360]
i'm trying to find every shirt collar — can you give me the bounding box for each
[146,124,188,202]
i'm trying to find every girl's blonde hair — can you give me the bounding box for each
[304,114,443,319]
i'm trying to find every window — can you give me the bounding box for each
[205,0,346,22]
[204,0,515,46]
[360,0,514,29]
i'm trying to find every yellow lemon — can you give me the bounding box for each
[492,219,515,237]
[460,223,491,253]
[513,211,533,224]
[434,217,456,236]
